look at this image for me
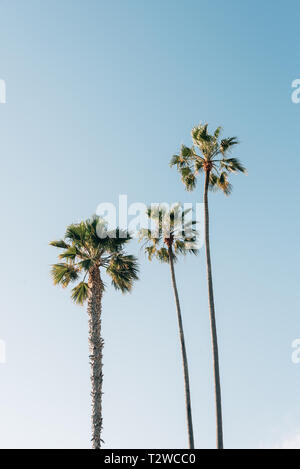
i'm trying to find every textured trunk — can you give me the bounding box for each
[87,266,104,449]
[204,169,224,449]
[168,247,195,449]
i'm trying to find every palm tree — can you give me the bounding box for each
[50,216,139,449]
[139,204,198,449]
[171,124,246,449]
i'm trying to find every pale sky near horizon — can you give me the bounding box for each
[0,0,300,449]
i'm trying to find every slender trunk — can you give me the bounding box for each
[87,266,104,449]
[204,169,224,449]
[168,247,195,449]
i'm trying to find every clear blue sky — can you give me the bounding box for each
[0,0,299,449]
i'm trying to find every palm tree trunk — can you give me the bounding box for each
[168,247,195,449]
[87,266,104,449]
[204,169,224,449]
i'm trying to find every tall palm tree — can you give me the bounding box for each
[139,204,198,449]
[171,124,246,449]
[50,216,139,449]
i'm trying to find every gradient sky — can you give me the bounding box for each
[0,0,299,449]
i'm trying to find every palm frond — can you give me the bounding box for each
[219,137,239,155]
[186,246,199,256]
[107,253,139,293]
[170,145,194,168]
[181,145,194,158]
[156,247,170,263]
[65,222,86,243]
[191,123,211,144]
[170,154,181,167]
[214,126,222,138]
[180,166,192,178]
[174,240,186,255]
[49,240,70,249]
[78,259,93,271]
[139,228,153,242]
[183,173,197,191]
[145,245,156,261]
[83,217,133,256]
[58,246,79,261]
[217,172,233,196]
[51,263,80,288]
[195,160,204,173]
[208,172,219,192]
[220,157,247,174]
[71,282,89,305]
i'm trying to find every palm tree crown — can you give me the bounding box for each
[170,123,247,194]
[50,216,139,303]
[139,204,199,262]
